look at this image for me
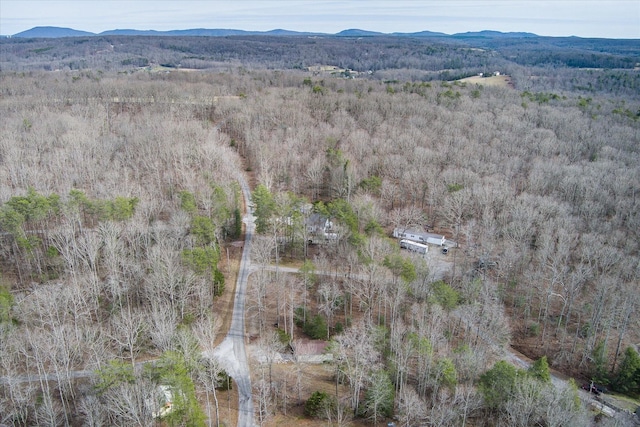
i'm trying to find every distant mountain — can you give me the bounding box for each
[99,28,255,36]
[10,25,542,39]
[264,29,319,36]
[336,29,385,37]
[99,29,166,36]
[453,30,538,38]
[13,26,95,38]
[393,30,448,37]
[99,28,324,37]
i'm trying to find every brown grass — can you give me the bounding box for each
[459,75,513,88]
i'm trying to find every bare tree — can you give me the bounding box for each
[148,302,177,353]
[197,357,224,427]
[78,395,108,427]
[100,375,157,427]
[317,280,341,337]
[503,376,543,427]
[109,303,146,367]
[333,320,379,416]
[396,387,428,427]
[192,317,222,426]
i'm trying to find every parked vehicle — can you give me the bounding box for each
[582,382,608,395]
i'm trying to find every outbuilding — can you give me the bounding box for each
[393,228,446,246]
[400,239,428,255]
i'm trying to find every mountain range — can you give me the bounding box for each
[7,25,540,39]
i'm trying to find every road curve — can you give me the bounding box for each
[1,174,258,425]
[212,175,256,427]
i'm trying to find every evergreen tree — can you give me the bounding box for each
[0,283,14,324]
[528,356,551,383]
[590,340,609,385]
[614,347,640,396]
[304,391,335,418]
[251,184,275,234]
[479,360,519,410]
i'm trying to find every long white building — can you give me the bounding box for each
[393,228,446,246]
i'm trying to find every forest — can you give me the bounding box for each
[0,34,639,426]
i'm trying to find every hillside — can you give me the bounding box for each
[2,34,638,99]
[0,36,639,426]
[12,26,95,38]
[8,25,539,38]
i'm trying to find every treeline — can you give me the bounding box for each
[460,35,640,69]
[2,34,639,100]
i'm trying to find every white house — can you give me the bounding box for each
[306,213,337,244]
[306,213,332,234]
[393,228,446,246]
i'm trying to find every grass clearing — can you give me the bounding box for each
[459,74,513,88]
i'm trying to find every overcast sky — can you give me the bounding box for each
[1,0,638,39]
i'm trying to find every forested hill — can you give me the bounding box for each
[1,63,639,427]
[4,25,531,38]
[1,27,640,426]
[2,32,638,99]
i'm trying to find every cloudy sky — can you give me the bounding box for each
[1,0,638,38]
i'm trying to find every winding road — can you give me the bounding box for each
[1,174,259,425]
[212,175,256,427]
[1,172,628,424]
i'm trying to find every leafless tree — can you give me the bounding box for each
[148,302,177,353]
[396,387,428,427]
[333,319,379,415]
[99,374,157,427]
[109,304,147,367]
[78,395,108,427]
[317,280,341,337]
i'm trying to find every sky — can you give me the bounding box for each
[1,0,639,39]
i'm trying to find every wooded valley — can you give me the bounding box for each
[0,34,639,426]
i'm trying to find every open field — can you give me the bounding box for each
[459,74,513,87]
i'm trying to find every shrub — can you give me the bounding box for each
[179,190,197,213]
[275,328,291,345]
[304,391,335,418]
[334,322,344,335]
[216,370,233,391]
[430,280,459,310]
[303,314,328,340]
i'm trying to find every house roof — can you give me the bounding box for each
[292,339,330,356]
[306,213,328,228]
[396,228,444,240]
